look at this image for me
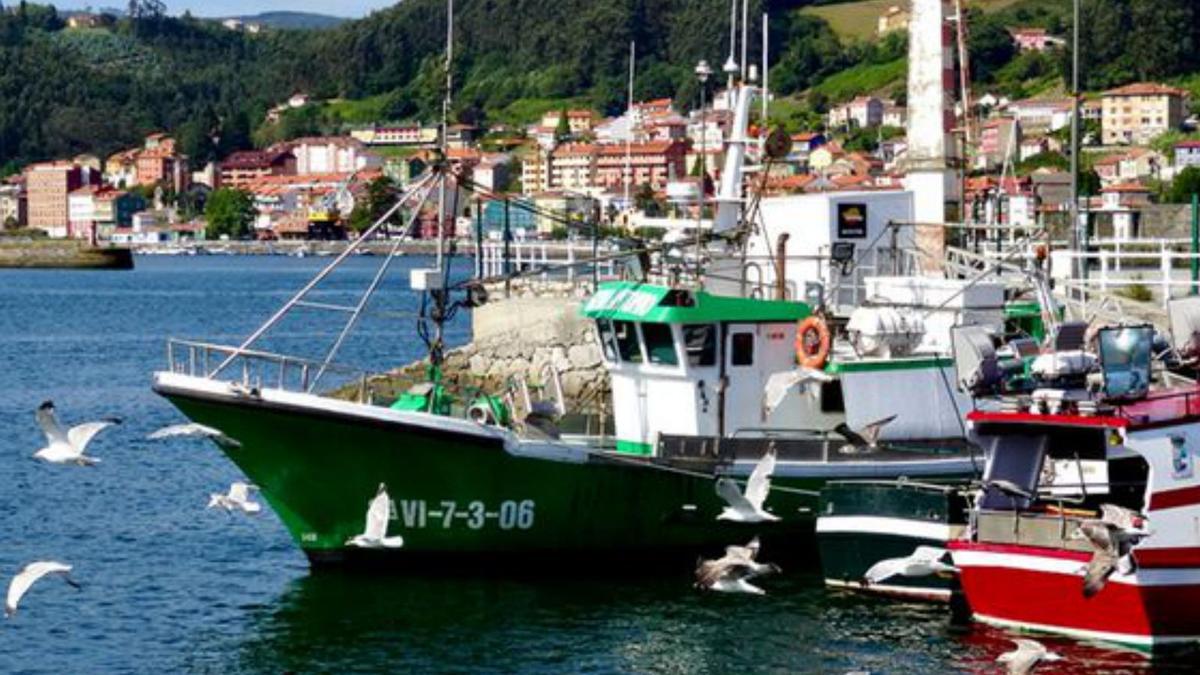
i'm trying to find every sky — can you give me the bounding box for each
[52,1,397,19]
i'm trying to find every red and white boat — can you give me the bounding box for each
[948,322,1200,649]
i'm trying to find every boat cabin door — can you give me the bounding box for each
[723,324,763,436]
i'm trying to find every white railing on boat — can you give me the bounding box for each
[165,338,377,403]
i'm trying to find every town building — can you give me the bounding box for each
[1009,28,1064,52]
[479,197,537,240]
[1101,82,1187,145]
[0,181,26,229]
[521,149,553,194]
[217,148,297,190]
[68,186,144,244]
[540,110,598,136]
[877,5,910,36]
[1005,98,1074,134]
[24,161,101,238]
[291,137,381,175]
[881,105,907,129]
[1175,140,1200,170]
[977,117,1020,170]
[828,96,885,129]
[594,141,688,192]
[549,144,598,192]
[473,154,512,193]
[104,149,139,188]
[530,192,596,236]
[349,124,439,147]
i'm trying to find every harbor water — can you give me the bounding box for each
[0,256,1193,673]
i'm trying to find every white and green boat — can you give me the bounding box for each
[152,78,996,568]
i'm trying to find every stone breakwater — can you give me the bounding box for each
[0,240,133,269]
[367,285,610,413]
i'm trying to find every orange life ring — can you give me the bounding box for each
[795,316,831,369]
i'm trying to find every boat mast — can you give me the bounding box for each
[434,0,454,367]
[625,41,635,213]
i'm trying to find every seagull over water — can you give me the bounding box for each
[834,415,897,455]
[148,423,242,450]
[694,537,781,595]
[208,482,262,514]
[862,546,957,585]
[6,561,81,618]
[346,483,405,549]
[1071,503,1150,597]
[716,446,780,522]
[33,400,120,466]
[996,638,1062,675]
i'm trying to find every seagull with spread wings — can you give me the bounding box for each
[5,561,81,618]
[694,537,781,595]
[716,446,781,523]
[33,400,119,466]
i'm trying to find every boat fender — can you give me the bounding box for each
[795,316,831,369]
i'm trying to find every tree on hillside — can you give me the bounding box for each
[554,106,571,142]
[1167,167,1200,204]
[349,176,402,234]
[968,12,1017,83]
[205,188,256,240]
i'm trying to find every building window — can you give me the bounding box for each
[731,332,754,367]
[612,320,643,363]
[642,323,679,366]
[682,324,717,367]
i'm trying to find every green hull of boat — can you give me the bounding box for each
[160,390,831,565]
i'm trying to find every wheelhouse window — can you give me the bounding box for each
[682,324,717,367]
[731,332,754,367]
[612,320,643,363]
[641,323,679,366]
[595,320,618,363]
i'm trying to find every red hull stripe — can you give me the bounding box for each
[966,411,1126,428]
[1137,547,1200,568]
[955,556,1200,642]
[948,540,1090,562]
[1149,484,1200,511]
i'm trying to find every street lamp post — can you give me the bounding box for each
[695,59,712,275]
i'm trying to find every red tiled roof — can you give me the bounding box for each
[551,143,597,157]
[1103,82,1187,98]
[1175,140,1200,149]
[596,140,682,156]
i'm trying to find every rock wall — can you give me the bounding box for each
[368,284,610,413]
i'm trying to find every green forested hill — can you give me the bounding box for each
[1,0,1198,173]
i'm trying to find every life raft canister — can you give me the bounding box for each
[795,316,831,369]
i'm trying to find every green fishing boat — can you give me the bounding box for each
[153,79,987,568]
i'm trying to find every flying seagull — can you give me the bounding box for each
[996,638,1062,675]
[694,537,781,595]
[346,483,404,549]
[148,423,242,450]
[762,368,832,419]
[33,400,120,466]
[834,415,897,455]
[862,546,957,585]
[1071,503,1149,597]
[716,446,780,523]
[208,482,262,515]
[6,561,81,618]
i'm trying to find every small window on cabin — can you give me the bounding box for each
[612,320,643,363]
[641,323,678,366]
[682,324,717,367]
[731,333,754,367]
[595,320,618,363]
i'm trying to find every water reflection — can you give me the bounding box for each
[223,570,1200,674]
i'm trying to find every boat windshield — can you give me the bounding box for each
[978,423,1147,513]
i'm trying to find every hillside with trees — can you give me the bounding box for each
[1,0,1198,172]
